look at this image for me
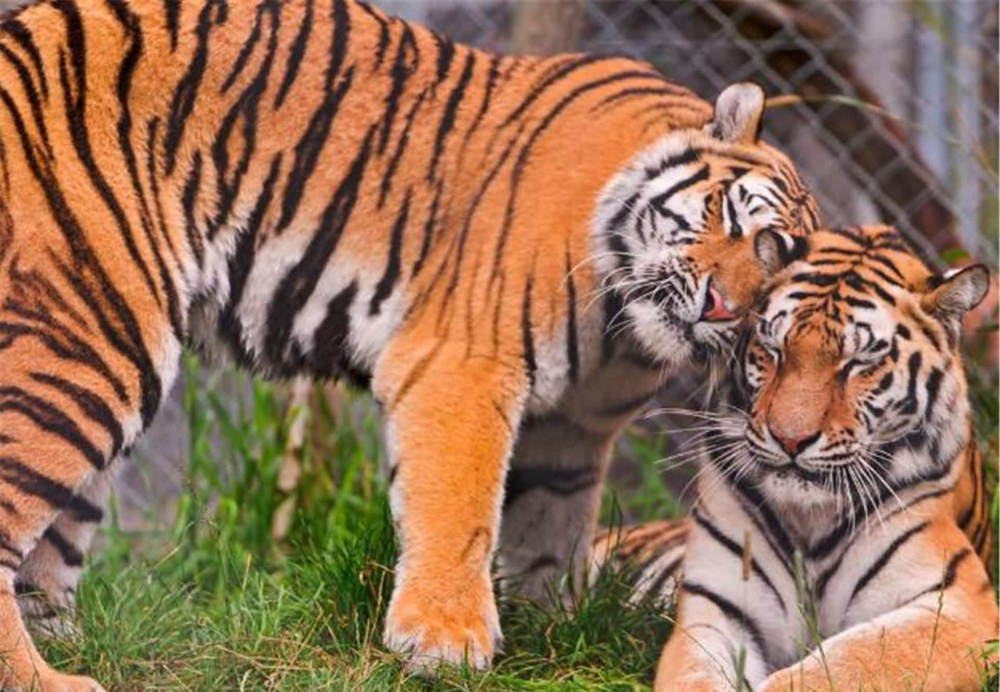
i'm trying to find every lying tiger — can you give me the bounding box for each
[0,0,824,688]
[597,225,996,691]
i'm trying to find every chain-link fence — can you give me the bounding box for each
[121,0,998,529]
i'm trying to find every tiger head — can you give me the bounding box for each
[595,83,821,368]
[720,225,989,514]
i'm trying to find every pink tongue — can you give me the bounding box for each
[703,284,736,321]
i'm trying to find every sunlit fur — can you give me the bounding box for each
[650,225,997,692]
[0,0,823,687]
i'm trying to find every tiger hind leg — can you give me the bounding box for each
[16,468,114,639]
[0,405,112,691]
[499,414,616,603]
[0,307,151,690]
[590,518,689,608]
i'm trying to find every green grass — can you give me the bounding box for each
[35,332,999,690]
[36,355,673,690]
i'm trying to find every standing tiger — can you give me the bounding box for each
[0,0,821,688]
[599,226,996,691]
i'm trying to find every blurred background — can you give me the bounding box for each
[111,0,997,535]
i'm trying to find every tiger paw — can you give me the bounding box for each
[3,672,106,692]
[383,576,501,674]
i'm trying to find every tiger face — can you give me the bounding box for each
[721,226,989,512]
[595,83,820,368]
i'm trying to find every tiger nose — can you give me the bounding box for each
[770,428,820,457]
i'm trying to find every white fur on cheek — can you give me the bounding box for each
[625,300,691,369]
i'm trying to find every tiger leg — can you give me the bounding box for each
[590,518,689,607]
[16,467,115,637]
[374,339,525,671]
[498,415,615,603]
[0,369,121,691]
[758,541,998,692]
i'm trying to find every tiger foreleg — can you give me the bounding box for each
[374,338,526,672]
[759,540,997,692]
[653,601,770,692]
[498,414,614,604]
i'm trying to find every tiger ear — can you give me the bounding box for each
[921,264,990,321]
[708,83,766,144]
[754,228,808,274]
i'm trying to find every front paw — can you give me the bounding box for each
[383,575,501,674]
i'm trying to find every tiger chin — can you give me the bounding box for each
[0,0,824,688]
[608,225,997,692]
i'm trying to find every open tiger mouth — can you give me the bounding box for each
[700,279,737,322]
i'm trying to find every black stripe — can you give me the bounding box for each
[692,509,788,613]
[355,1,389,67]
[644,148,699,181]
[108,0,188,338]
[590,85,687,112]
[163,0,180,50]
[431,30,455,91]
[42,526,83,567]
[501,55,634,127]
[908,548,972,602]
[848,521,930,606]
[164,0,217,174]
[427,51,475,181]
[683,582,767,658]
[411,180,441,278]
[181,150,206,266]
[208,0,281,240]
[600,289,625,364]
[564,250,579,384]
[899,351,922,416]
[276,0,352,231]
[1,19,49,99]
[464,54,500,145]
[503,466,597,508]
[144,118,182,278]
[0,41,51,157]
[264,126,374,364]
[370,190,409,315]
[924,367,943,418]
[378,22,418,155]
[521,275,536,387]
[2,278,130,405]
[29,373,123,458]
[651,164,710,210]
[309,280,358,378]
[729,475,796,575]
[219,154,283,360]
[641,556,682,601]
[275,0,314,107]
[221,0,268,92]
[435,125,524,314]
[378,86,427,208]
[0,386,105,468]
[0,456,84,513]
